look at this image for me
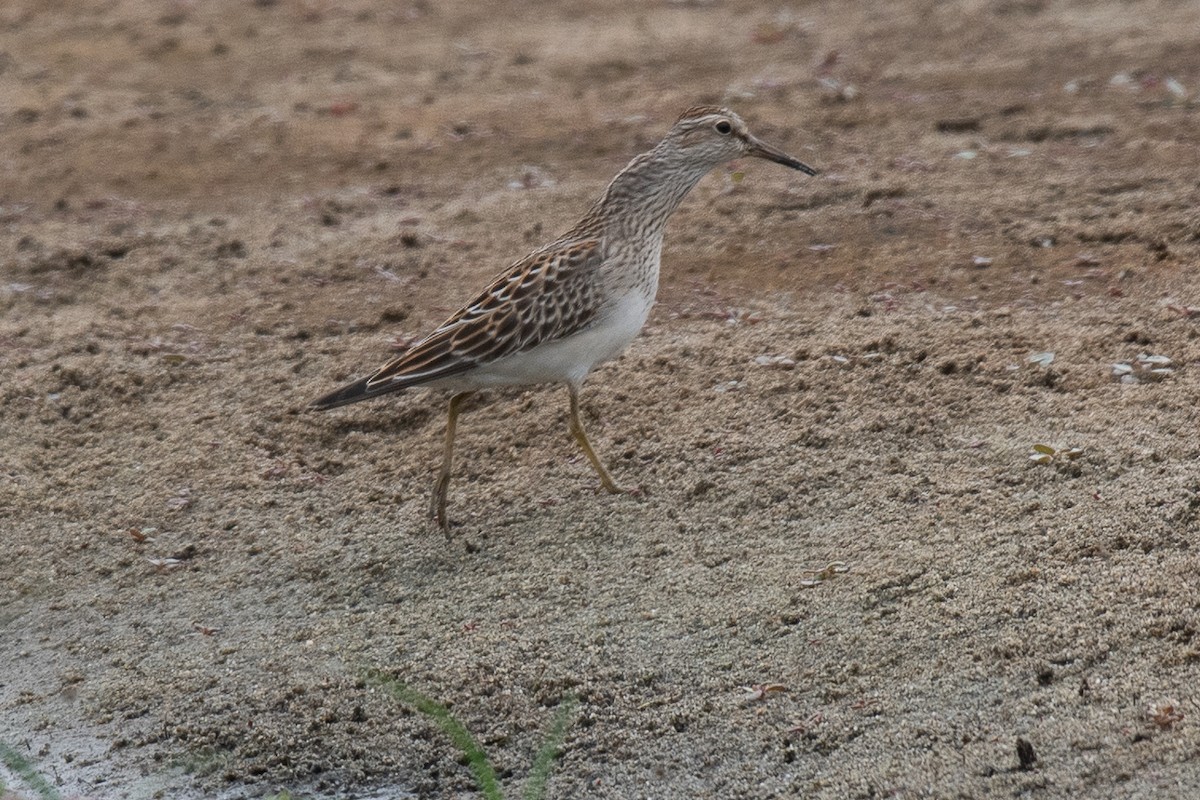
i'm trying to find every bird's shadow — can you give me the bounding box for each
[307,392,515,438]
[323,402,437,435]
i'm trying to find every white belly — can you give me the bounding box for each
[431,289,655,391]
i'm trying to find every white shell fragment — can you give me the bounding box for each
[1028,352,1055,368]
[753,354,796,369]
[1029,443,1083,465]
[1113,354,1175,384]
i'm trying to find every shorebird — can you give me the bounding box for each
[311,106,816,530]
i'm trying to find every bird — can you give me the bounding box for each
[310,106,817,531]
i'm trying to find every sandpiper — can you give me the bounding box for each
[311,106,816,530]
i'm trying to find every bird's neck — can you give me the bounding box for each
[578,143,714,240]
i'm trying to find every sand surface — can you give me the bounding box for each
[3,1,1200,798]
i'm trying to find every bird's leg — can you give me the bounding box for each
[430,391,473,533]
[567,384,623,494]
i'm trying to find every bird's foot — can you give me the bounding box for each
[596,479,643,498]
[428,488,452,537]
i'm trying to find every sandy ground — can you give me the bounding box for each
[3,1,1200,798]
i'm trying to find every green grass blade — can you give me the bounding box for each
[0,742,63,800]
[368,672,504,800]
[522,695,577,800]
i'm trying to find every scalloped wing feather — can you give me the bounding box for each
[362,239,603,391]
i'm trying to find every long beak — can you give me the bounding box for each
[745,135,818,175]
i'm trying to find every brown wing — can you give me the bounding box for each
[310,239,603,409]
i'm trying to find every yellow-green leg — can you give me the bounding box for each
[430,391,473,533]
[568,384,623,494]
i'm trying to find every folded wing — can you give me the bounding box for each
[310,239,602,409]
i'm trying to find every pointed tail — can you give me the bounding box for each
[309,374,406,410]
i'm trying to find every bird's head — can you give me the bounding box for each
[666,106,817,175]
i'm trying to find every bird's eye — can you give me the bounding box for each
[715,120,732,135]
